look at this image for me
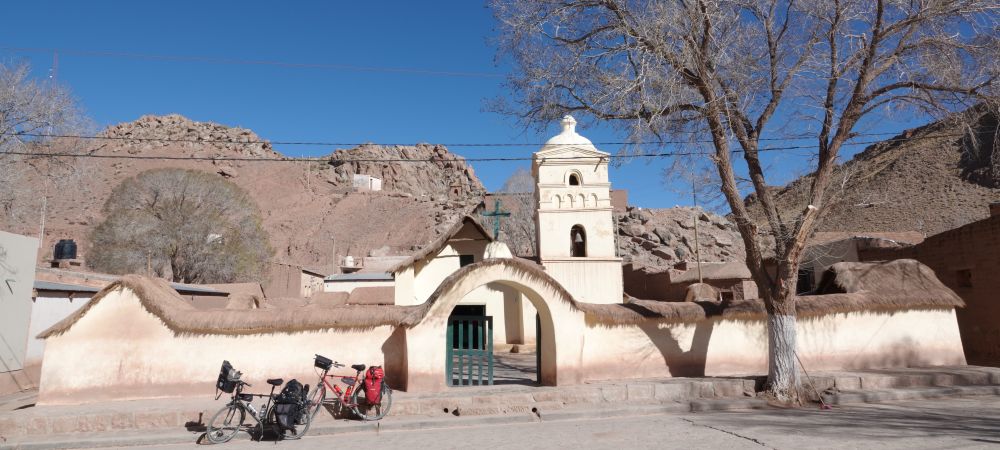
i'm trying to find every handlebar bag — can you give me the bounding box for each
[216,360,237,393]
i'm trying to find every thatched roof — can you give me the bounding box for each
[671,262,752,284]
[39,259,963,337]
[38,275,426,338]
[388,216,493,274]
[345,286,394,305]
[584,259,963,325]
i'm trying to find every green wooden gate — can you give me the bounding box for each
[446,315,493,386]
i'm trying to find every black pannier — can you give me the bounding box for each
[314,354,333,371]
[273,403,298,431]
[216,360,238,393]
[274,379,309,431]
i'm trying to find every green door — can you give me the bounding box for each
[446,315,494,386]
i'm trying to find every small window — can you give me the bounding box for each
[459,254,475,267]
[568,173,581,186]
[796,267,815,294]
[957,269,972,288]
[570,225,587,257]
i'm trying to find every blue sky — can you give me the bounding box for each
[2,1,931,208]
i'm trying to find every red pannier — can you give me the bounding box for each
[364,366,384,404]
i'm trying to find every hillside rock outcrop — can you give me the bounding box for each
[616,206,746,268]
[327,144,486,200]
[102,114,278,157]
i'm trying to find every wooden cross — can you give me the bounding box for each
[482,198,512,239]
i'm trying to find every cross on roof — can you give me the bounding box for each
[482,198,512,240]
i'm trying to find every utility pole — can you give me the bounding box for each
[692,179,703,284]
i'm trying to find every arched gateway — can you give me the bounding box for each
[403,258,586,392]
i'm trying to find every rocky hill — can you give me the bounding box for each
[746,107,1000,236]
[616,206,745,268]
[4,114,485,273]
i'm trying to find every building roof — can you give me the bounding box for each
[387,215,494,274]
[589,259,964,324]
[38,275,427,338]
[808,231,926,247]
[33,280,100,294]
[325,272,394,282]
[670,262,752,284]
[34,267,226,296]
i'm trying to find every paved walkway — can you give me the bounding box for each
[3,365,1000,448]
[56,396,1000,449]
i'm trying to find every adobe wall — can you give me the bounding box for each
[24,294,92,385]
[37,289,397,405]
[861,215,1000,366]
[579,308,966,381]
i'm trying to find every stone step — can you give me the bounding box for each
[823,385,1000,405]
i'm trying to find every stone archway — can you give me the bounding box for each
[403,259,587,392]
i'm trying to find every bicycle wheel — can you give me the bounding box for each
[350,383,392,421]
[290,385,326,439]
[206,404,245,444]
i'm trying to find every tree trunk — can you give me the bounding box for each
[763,271,801,403]
[765,310,799,402]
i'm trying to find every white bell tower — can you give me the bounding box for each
[533,116,622,304]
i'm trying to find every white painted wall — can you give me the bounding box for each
[544,260,623,304]
[24,294,91,381]
[579,308,967,381]
[38,289,397,405]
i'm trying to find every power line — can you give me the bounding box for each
[0,132,966,163]
[1,130,964,149]
[0,45,505,79]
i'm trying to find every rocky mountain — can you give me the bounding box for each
[616,206,745,268]
[746,106,1000,236]
[4,114,484,273]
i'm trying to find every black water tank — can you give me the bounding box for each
[54,239,77,260]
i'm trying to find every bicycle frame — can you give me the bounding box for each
[225,381,280,433]
[314,367,367,409]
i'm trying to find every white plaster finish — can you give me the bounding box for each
[323,280,394,294]
[532,116,622,306]
[37,289,394,405]
[24,294,92,383]
[404,261,587,392]
[578,309,967,382]
[535,209,617,258]
[542,260,623,304]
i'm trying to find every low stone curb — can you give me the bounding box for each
[822,384,1000,405]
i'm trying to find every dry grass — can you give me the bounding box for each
[39,259,963,337]
[38,275,425,338]
[585,259,963,324]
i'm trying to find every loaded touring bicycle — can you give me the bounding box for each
[207,356,392,443]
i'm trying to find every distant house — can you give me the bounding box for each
[796,231,925,293]
[263,262,327,299]
[623,261,757,302]
[861,204,1000,366]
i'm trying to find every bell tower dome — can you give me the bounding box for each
[532,116,622,304]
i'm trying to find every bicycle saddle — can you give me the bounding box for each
[266,378,284,386]
[351,364,366,372]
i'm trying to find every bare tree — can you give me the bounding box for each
[0,62,92,227]
[492,0,998,401]
[484,168,537,256]
[89,168,273,283]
